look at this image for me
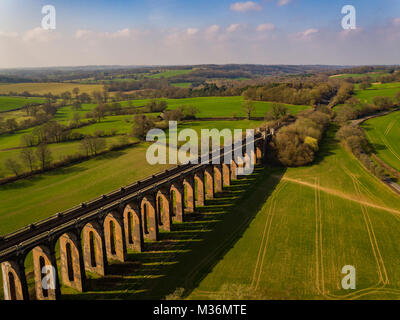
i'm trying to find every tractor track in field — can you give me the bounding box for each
[279,176,400,216]
[251,182,286,291]
[321,167,400,300]
[314,177,325,296]
[351,174,389,286]
[384,119,397,136]
[183,174,283,295]
[381,134,400,162]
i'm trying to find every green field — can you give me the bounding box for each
[362,111,400,172]
[330,73,391,80]
[0,96,45,112]
[172,82,192,88]
[355,82,400,103]
[187,128,400,300]
[147,70,192,79]
[129,96,309,118]
[0,83,104,95]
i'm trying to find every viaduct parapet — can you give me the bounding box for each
[0,130,271,300]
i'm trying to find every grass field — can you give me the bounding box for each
[147,70,192,79]
[0,83,104,95]
[128,96,309,118]
[0,96,45,112]
[330,73,391,80]
[355,82,400,103]
[362,111,400,172]
[172,82,192,88]
[1,124,400,299]
[185,128,400,300]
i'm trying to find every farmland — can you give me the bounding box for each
[127,96,308,118]
[362,111,400,172]
[0,96,45,112]
[355,82,400,103]
[187,128,400,300]
[330,72,391,80]
[0,83,104,95]
[147,69,193,79]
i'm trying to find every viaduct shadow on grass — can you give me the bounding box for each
[312,125,338,165]
[61,165,286,300]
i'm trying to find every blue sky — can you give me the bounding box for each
[0,0,399,67]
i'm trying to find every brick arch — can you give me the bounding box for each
[194,171,205,207]
[82,221,107,276]
[204,166,214,200]
[213,164,223,193]
[59,231,86,292]
[32,244,60,300]
[104,211,127,263]
[222,163,231,187]
[141,196,158,241]
[183,175,195,213]
[123,202,144,252]
[1,260,29,300]
[156,189,172,232]
[170,183,184,223]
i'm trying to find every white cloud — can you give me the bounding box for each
[393,18,400,26]
[227,24,245,33]
[257,23,275,32]
[186,28,199,36]
[205,25,220,35]
[0,31,18,39]
[22,27,57,43]
[277,0,291,6]
[75,29,93,40]
[230,1,262,12]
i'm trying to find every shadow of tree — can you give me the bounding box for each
[61,165,285,300]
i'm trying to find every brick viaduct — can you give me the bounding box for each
[0,130,270,300]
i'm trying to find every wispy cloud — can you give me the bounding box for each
[230,1,262,12]
[257,23,275,32]
[277,0,291,6]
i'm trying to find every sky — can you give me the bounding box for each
[0,0,399,68]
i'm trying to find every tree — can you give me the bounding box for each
[20,148,36,173]
[20,134,36,148]
[372,96,393,110]
[79,136,106,156]
[72,101,82,111]
[60,91,72,104]
[72,112,81,126]
[72,87,80,101]
[5,118,18,132]
[5,158,22,177]
[242,100,255,120]
[93,104,106,122]
[35,143,52,170]
[132,115,155,140]
[395,90,400,105]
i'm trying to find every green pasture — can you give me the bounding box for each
[128,96,309,118]
[0,96,45,112]
[188,128,400,300]
[147,70,192,79]
[362,111,400,172]
[355,82,400,104]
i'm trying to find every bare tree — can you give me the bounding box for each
[242,100,256,120]
[35,143,53,170]
[20,148,36,173]
[5,158,22,177]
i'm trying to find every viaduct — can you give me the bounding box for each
[0,130,270,300]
